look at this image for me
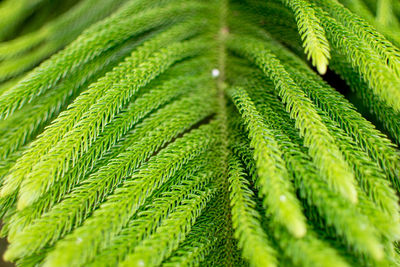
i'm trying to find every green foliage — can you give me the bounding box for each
[0,0,400,266]
[279,0,331,74]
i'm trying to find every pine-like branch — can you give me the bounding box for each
[279,0,330,74]
[228,35,358,203]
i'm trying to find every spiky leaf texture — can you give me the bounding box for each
[0,0,400,266]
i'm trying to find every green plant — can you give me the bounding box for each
[0,0,399,266]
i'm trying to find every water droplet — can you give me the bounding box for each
[280,195,287,202]
[212,69,220,78]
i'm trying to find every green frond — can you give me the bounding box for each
[228,35,358,204]
[279,0,330,74]
[228,154,277,267]
[162,193,229,267]
[0,20,207,199]
[195,189,241,267]
[330,53,400,146]
[32,121,218,267]
[1,1,400,266]
[4,74,212,239]
[0,33,143,160]
[4,90,215,259]
[17,38,209,208]
[312,6,400,115]
[356,187,400,244]
[319,111,399,225]
[0,149,22,182]
[312,0,400,79]
[249,31,400,193]
[339,0,400,46]
[292,63,400,186]
[0,0,128,81]
[235,0,301,53]
[228,74,385,261]
[273,225,350,267]
[255,49,400,221]
[162,215,218,267]
[0,45,53,83]
[119,187,216,267]
[229,136,351,266]
[0,1,209,119]
[0,77,21,95]
[15,252,47,267]
[228,86,307,238]
[87,153,216,267]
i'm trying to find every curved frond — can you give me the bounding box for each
[35,121,218,267]
[119,187,216,267]
[279,0,330,74]
[312,0,400,78]
[4,89,215,260]
[1,1,399,266]
[87,153,216,267]
[228,154,277,267]
[228,86,306,238]
[228,35,358,203]
[227,74,385,261]
[0,1,208,119]
[0,19,208,200]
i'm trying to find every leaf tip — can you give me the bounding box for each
[17,191,37,210]
[3,246,17,262]
[292,220,307,238]
[316,60,328,75]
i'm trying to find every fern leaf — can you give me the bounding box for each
[0,19,206,199]
[4,90,215,260]
[162,215,218,267]
[229,86,307,238]
[0,0,128,80]
[228,35,358,203]
[251,31,400,193]
[17,38,209,208]
[4,71,211,239]
[330,53,400,146]
[228,75,385,261]
[87,153,216,267]
[312,0,400,79]
[0,2,208,119]
[0,34,142,159]
[313,6,400,115]
[279,0,330,74]
[1,1,400,266]
[34,121,218,267]
[229,133,350,266]
[228,154,277,267]
[162,193,229,267]
[318,110,399,225]
[119,188,216,267]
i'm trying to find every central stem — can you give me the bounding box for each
[213,0,241,266]
[217,0,228,94]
